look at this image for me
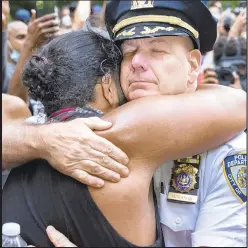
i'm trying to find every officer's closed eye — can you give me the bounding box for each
[151,49,168,54]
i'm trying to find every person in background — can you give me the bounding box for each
[7,8,60,117]
[202,36,246,91]
[208,4,222,21]
[2,0,10,93]
[2,0,15,101]
[217,9,236,37]
[6,21,28,92]
[209,0,222,10]
[71,1,91,30]
[201,8,236,68]
[200,7,246,82]
[58,5,72,35]
[60,5,70,18]
[90,4,103,27]
[59,15,72,35]
[14,8,31,24]
[208,0,222,21]
[1,1,31,185]
[58,1,91,34]
[228,7,246,38]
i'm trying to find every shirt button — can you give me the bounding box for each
[175,217,182,225]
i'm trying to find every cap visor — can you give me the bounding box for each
[115,22,190,41]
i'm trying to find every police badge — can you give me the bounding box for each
[171,164,198,193]
[168,155,201,204]
[223,152,247,203]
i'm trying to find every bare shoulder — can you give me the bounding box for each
[2,94,31,123]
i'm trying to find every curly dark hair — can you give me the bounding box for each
[22,26,125,116]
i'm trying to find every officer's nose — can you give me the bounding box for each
[131,51,149,72]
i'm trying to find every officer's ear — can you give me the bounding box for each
[101,74,119,108]
[188,49,201,84]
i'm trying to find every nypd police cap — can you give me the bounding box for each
[105,0,217,53]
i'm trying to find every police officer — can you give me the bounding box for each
[103,0,246,246]
[42,0,246,247]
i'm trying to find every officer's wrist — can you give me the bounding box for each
[29,124,51,161]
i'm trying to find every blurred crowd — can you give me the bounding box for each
[2,0,247,118]
[199,0,247,91]
[2,1,106,117]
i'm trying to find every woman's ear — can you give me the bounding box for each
[188,49,202,84]
[101,74,116,107]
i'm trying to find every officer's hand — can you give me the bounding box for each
[229,71,243,89]
[27,226,77,247]
[202,68,219,84]
[24,9,60,50]
[40,117,129,187]
[47,226,77,247]
[2,0,10,30]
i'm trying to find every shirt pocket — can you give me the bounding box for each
[159,193,199,232]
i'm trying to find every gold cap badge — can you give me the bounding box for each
[131,0,154,10]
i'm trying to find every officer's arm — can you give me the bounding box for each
[2,94,35,170]
[41,85,245,247]
[98,84,246,165]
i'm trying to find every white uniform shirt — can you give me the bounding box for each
[154,132,246,247]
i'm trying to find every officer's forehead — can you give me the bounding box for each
[122,36,193,49]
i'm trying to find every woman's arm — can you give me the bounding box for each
[98,84,246,165]
[2,94,32,124]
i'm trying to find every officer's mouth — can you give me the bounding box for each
[129,81,156,92]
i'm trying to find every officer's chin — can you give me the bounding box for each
[128,89,159,101]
